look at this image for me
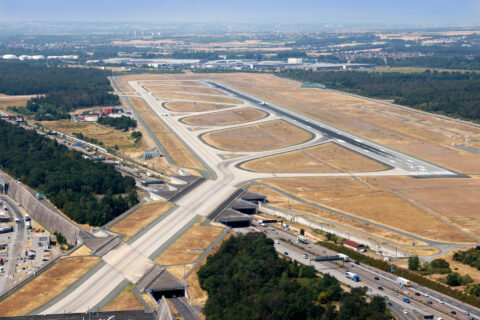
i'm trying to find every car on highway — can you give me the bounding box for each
[403,310,408,314]
[284,251,289,256]
[377,286,383,291]
[303,254,308,259]
[387,302,392,306]
[374,276,379,280]
[451,311,456,315]
[439,300,444,304]
[427,301,433,305]
[415,292,421,296]
[275,240,280,244]
[393,291,398,295]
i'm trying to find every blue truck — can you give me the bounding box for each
[346,272,360,282]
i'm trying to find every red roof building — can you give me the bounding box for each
[343,239,367,252]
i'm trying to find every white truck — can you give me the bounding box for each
[397,277,411,287]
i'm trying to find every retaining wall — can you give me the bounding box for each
[0,173,82,245]
[259,203,411,258]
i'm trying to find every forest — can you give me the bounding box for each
[0,62,119,120]
[282,69,480,121]
[97,115,137,131]
[0,120,138,226]
[198,233,390,320]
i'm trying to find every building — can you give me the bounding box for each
[0,211,11,223]
[33,236,51,249]
[343,239,367,252]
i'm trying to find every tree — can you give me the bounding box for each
[408,256,420,271]
[446,272,462,286]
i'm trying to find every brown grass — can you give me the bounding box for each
[40,120,148,156]
[111,201,174,241]
[248,184,426,247]
[164,101,232,112]
[0,95,35,109]
[101,282,143,311]
[181,107,267,127]
[128,96,205,170]
[202,119,312,152]
[370,176,480,240]
[0,257,100,316]
[155,219,224,266]
[256,177,473,243]
[241,142,388,173]
[153,92,241,104]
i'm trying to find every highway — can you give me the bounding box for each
[252,222,475,320]
[0,196,25,294]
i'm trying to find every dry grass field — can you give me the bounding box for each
[181,107,267,126]
[164,101,233,112]
[202,119,312,152]
[0,257,100,316]
[0,94,35,109]
[40,120,148,156]
[256,177,474,243]
[153,92,241,104]
[155,218,224,266]
[110,201,174,241]
[180,73,480,175]
[128,96,205,171]
[432,249,480,287]
[247,184,427,246]
[369,176,480,240]
[100,283,143,311]
[241,142,388,173]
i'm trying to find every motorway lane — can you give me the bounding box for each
[207,81,457,177]
[258,223,477,320]
[0,196,25,294]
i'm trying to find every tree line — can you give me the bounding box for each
[0,62,119,120]
[0,120,138,226]
[97,115,137,131]
[198,233,390,320]
[281,69,480,122]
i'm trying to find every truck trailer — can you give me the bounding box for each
[346,272,360,282]
[397,277,411,287]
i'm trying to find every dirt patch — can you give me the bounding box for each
[0,257,100,316]
[155,218,224,266]
[153,92,241,105]
[181,107,267,127]
[202,119,312,152]
[69,245,93,257]
[241,142,388,173]
[128,96,205,171]
[255,177,473,243]
[101,282,143,311]
[164,101,233,112]
[111,201,174,241]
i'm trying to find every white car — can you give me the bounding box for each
[275,240,280,244]
[403,310,408,314]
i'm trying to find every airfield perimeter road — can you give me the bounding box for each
[37,78,473,316]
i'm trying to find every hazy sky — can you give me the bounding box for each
[0,0,479,25]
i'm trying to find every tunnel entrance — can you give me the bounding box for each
[151,288,186,300]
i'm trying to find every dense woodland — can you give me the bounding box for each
[282,69,480,121]
[97,115,137,131]
[198,233,390,320]
[0,62,119,120]
[0,120,138,226]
